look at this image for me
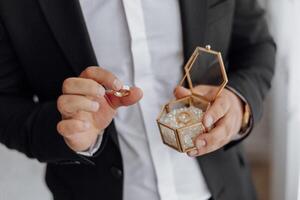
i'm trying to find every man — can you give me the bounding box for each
[0,0,275,200]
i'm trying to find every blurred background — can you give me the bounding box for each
[0,0,300,200]
[244,0,300,199]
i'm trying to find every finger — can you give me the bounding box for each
[105,86,143,109]
[188,117,231,157]
[64,132,98,152]
[57,95,100,117]
[62,77,105,97]
[57,119,91,138]
[174,85,219,100]
[80,66,123,91]
[193,85,217,99]
[173,86,191,99]
[58,119,98,152]
[203,96,230,128]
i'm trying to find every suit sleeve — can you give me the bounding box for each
[225,0,276,147]
[0,19,105,164]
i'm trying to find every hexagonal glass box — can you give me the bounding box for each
[157,46,228,153]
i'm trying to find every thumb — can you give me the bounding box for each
[174,86,191,99]
[174,85,218,100]
[193,85,218,100]
[106,86,143,109]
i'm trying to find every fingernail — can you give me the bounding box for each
[204,116,213,128]
[113,79,123,91]
[196,139,206,149]
[188,150,198,157]
[97,87,105,97]
[91,101,100,111]
[83,122,91,129]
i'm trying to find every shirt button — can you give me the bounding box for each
[110,166,123,179]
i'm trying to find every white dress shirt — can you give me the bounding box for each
[78,0,211,200]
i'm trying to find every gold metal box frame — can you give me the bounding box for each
[156,45,228,153]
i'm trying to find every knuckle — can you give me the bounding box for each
[86,79,99,90]
[62,78,75,93]
[84,66,97,77]
[57,120,84,137]
[73,121,84,131]
[101,69,115,81]
[57,96,66,112]
[57,95,77,114]
[56,121,65,135]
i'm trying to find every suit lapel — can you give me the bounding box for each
[37,0,97,75]
[179,0,226,198]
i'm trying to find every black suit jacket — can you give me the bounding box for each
[0,0,275,199]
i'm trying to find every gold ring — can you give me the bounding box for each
[114,85,131,97]
[176,111,193,125]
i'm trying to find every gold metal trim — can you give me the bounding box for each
[157,45,228,153]
[177,122,205,152]
[113,85,131,97]
[157,122,181,150]
[179,46,228,102]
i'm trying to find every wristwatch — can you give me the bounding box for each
[225,86,252,135]
[240,103,251,134]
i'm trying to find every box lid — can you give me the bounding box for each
[178,45,228,102]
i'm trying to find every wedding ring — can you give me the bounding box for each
[114,85,131,97]
[176,111,193,125]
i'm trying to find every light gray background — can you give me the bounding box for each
[0,145,51,200]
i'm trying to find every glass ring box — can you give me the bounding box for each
[157,45,228,153]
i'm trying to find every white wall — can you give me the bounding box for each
[267,0,300,199]
[0,146,51,200]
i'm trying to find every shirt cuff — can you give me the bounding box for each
[226,86,253,141]
[77,130,104,157]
